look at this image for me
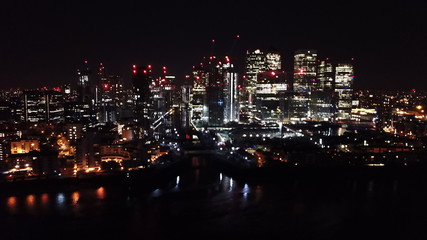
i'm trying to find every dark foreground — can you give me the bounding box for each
[1,156,427,240]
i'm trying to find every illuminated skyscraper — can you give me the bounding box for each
[191,60,209,125]
[243,49,282,122]
[293,50,317,92]
[265,50,281,70]
[255,70,287,122]
[291,50,317,121]
[221,60,239,123]
[243,49,266,119]
[335,62,354,120]
[311,58,335,121]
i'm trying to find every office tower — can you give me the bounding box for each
[243,49,266,119]
[265,49,281,70]
[132,64,152,137]
[255,70,287,122]
[335,62,354,120]
[291,50,318,121]
[23,90,64,122]
[311,58,335,121]
[293,50,318,92]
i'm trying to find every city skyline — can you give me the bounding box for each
[0,1,426,90]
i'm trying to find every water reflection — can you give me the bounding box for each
[7,196,17,214]
[26,194,36,209]
[41,193,49,205]
[71,192,80,205]
[242,184,250,199]
[0,164,419,239]
[150,189,162,198]
[96,187,106,200]
[56,193,65,208]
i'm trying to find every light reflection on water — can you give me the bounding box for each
[96,187,106,200]
[71,192,80,205]
[26,194,36,210]
[6,196,17,214]
[41,193,49,205]
[0,165,420,240]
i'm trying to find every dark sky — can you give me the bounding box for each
[0,0,426,90]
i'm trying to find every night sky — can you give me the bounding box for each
[0,0,426,90]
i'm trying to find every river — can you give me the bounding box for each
[0,155,426,239]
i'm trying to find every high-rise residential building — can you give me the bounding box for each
[335,62,354,120]
[181,75,192,128]
[222,60,239,123]
[194,56,239,126]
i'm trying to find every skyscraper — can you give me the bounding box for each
[293,50,318,93]
[77,61,92,103]
[243,49,266,120]
[291,50,318,121]
[75,61,96,123]
[191,60,209,125]
[335,62,354,120]
[255,70,287,122]
[265,50,281,70]
[311,58,335,121]
[132,64,152,137]
[221,60,239,123]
